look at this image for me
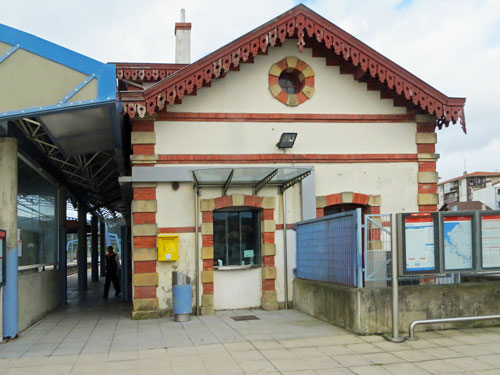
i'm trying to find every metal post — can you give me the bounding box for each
[387,213,404,342]
[57,186,67,304]
[194,186,200,316]
[120,225,130,301]
[99,221,105,277]
[0,137,18,339]
[77,203,87,290]
[91,215,98,282]
[282,190,288,310]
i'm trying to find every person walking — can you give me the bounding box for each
[103,245,121,298]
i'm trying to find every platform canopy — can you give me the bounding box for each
[192,167,312,195]
[0,24,125,217]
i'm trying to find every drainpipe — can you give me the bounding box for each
[282,190,288,310]
[194,185,200,315]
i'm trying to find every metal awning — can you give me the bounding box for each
[0,24,124,218]
[192,167,312,194]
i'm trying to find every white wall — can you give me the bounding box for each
[18,270,60,332]
[460,179,468,202]
[169,40,405,115]
[314,163,419,213]
[473,186,497,210]
[156,182,197,310]
[214,268,262,309]
[155,121,416,155]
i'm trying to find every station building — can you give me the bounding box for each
[0,5,466,335]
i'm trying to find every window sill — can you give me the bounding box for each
[214,265,261,271]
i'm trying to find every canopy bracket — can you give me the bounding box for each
[222,169,234,196]
[280,170,311,193]
[253,169,278,195]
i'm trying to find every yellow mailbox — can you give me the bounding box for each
[158,234,179,261]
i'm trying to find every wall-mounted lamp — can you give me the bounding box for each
[276,132,297,149]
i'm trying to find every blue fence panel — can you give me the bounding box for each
[296,209,361,287]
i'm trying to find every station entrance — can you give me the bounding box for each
[0,25,132,338]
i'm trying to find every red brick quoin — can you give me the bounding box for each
[200,195,276,308]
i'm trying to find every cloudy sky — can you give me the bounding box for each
[2,0,499,181]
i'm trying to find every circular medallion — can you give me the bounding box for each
[268,57,315,106]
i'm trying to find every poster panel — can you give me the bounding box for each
[481,214,500,269]
[402,213,439,275]
[442,215,474,271]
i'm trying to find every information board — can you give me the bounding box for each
[0,230,5,287]
[443,215,474,271]
[402,213,439,274]
[481,214,500,269]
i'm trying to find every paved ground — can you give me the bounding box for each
[2,274,500,374]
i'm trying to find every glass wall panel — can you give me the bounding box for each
[17,159,58,266]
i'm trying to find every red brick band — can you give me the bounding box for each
[155,153,417,164]
[156,112,416,123]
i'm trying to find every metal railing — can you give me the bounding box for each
[409,315,500,339]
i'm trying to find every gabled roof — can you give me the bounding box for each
[120,4,466,131]
[439,172,500,185]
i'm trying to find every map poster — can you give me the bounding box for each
[404,215,437,273]
[443,215,474,271]
[481,215,500,269]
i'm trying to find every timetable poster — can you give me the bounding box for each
[481,215,500,269]
[443,215,473,271]
[404,215,436,272]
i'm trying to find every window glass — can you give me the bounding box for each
[213,210,260,266]
[17,159,58,266]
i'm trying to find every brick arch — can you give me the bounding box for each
[199,194,278,315]
[316,191,381,218]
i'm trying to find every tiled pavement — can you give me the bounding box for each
[1,274,500,374]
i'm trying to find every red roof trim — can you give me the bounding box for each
[114,63,187,82]
[439,172,500,185]
[121,4,466,131]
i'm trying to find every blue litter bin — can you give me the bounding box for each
[172,271,192,322]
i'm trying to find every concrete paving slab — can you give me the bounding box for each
[2,273,500,374]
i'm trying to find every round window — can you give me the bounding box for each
[268,57,315,106]
[279,70,305,94]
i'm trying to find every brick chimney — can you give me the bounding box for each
[175,9,191,64]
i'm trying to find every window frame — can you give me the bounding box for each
[213,207,262,269]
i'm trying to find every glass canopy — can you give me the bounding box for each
[192,167,312,194]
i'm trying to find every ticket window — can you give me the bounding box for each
[213,209,260,267]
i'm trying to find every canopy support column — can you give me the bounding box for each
[77,203,87,290]
[0,137,18,339]
[91,215,98,282]
[100,221,105,277]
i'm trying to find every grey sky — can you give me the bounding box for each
[1,0,498,181]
